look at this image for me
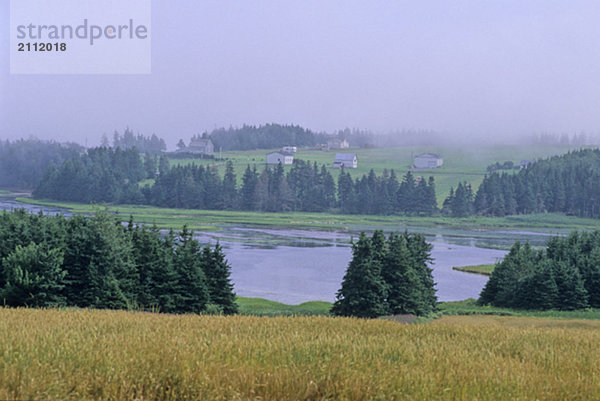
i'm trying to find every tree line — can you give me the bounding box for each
[331,231,437,318]
[0,209,237,314]
[104,127,167,154]
[148,161,437,215]
[34,147,170,204]
[208,123,329,151]
[479,230,600,310]
[442,148,600,218]
[34,147,439,216]
[0,139,83,189]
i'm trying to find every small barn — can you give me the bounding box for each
[414,153,443,169]
[266,151,294,165]
[333,153,358,169]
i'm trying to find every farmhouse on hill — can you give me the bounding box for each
[177,135,214,155]
[333,153,358,169]
[266,151,294,165]
[414,153,443,169]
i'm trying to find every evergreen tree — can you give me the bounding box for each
[240,165,258,210]
[405,232,437,314]
[172,226,210,313]
[202,242,238,315]
[337,169,355,213]
[222,161,238,209]
[2,243,66,307]
[552,260,589,310]
[522,260,559,310]
[382,233,425,315]
[331,233,388,318]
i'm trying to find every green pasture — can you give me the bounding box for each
[235,297,332,316]
[169,145,575,205]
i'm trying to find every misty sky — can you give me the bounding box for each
[2,1,600,149]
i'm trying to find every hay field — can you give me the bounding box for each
[1,308,599,400]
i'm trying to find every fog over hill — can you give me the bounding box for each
[3,1,600,148]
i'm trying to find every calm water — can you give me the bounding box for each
[0,198,559,304]
[193,226,554,304]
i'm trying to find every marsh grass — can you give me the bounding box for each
[1,308,600,400]
[16,197,600,233]
[452,264,495,276]
[440,298,600,320]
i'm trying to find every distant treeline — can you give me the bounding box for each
[442,148,600,218]
[34,147,162,204]
[479,231,600,310]
[0,139,83,188]
[0,209,237,314]
[104,127,167,154]
[209,123,329,151]
[34,148,438,216]
[148,161,436,215]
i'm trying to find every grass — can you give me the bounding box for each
[439,298,600,320]
[236,296,332,316]
[1,307,600,400]
[453,264,495,276]
[170,145,577,205]
[15,197,600,233]
[236,296,600,322]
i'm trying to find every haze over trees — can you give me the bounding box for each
[0,139,82,189]
[107,127,167,154]
[443,149,600,218]
[0,209,237,314]
[331,230,437,318]
[479,230,600,310]
[208,124,329,150]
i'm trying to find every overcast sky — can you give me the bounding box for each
[2,1,600,149]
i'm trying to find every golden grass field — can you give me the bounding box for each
[1,308,599,400]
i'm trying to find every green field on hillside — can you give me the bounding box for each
[169,145,575,204]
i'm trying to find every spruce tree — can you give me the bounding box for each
[404,232,437,314]
[331,233,388,318]
[382,233,425,315]
[202,242,238,315]
[2,243,66,307]
[173,226,210,313]
[552,260,589,310]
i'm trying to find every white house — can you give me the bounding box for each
[282,146,297,153]
[414,153,443,169]
[266,151,294,165]
[177,136,214,155]
[333,153,358,169]
[327,138,350,150]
